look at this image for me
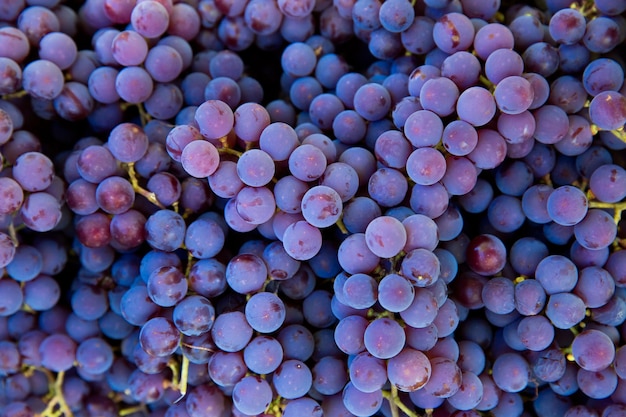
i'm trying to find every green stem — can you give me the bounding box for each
[126,163,165,209]
[382,387,421,417]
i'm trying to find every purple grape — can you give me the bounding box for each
[432,12,474,53]
[456,86,496,126]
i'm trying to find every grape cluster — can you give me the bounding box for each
[1,0,626,416]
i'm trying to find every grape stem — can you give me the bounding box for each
[1,90,29,100]
[382,386,421,417]
[217,147,243,158]
[588,200,626,225]
[336,217,349,234]
[479,74,495,92]
[119,405,148,416]
[125,162,166,210]
[36,370,73,417]
[166,354,190,403]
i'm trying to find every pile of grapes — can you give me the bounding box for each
[1,0,626,415]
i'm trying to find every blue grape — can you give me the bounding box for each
[465,234,506,277]
[548,8,586,45]
[432,12,474,53]
[39,333,76,372]
[387,347,431,392]
[349,351,387,393]
[446,370,483,410]
[232,376,273,415]
[546,185,588,226]
[211,311,253,353]
[111,30,149,66]
[273,359,312,399]
[364,215,407,258]
[115,66,154,104]
[571,329,615,372]
[342,382,383,416]
[583,16,621,54]
[546,292,586,329]
[311,356,347,396]
[473,22,513,59]
[378,273,415,313]
[302,289,337,328]
[364,317,405,359]
[400,287,438,328]
[517,315,554,351]
[245,291,286,333]
[492,352,530,393]
[76,337,114,374]
[243,336,283,375]
[441,155,478,196]
[301,185,342,228]
[419,76,459,117]
[409,182,449,219]
[130,0,170,39]
[481,277,515,315]
[225,253,268,295]
[467,129,507,170]
[577,367,618,399]
[172,295,215,337]
[342,273,378,309]
[457,86,496,125]
[22,59,64,100]
[277,323,315,362]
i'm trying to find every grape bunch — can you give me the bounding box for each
[1,0,626,416]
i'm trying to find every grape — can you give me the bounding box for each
[548,8,586,45]
[386,347,431,392]
[300,185,342,228]
[22,59,64,100]
[342,382,383,416]
[456,86,496,126]
[574,209,618,251]
[115,66,154,104]
[273,359,313,400]
[583,16,621,54]
[571,329,615,372]
[39,333,76,372]
[466,234,506,277]
[491,352,530,393]
[346,350,386,393]
[111,30,149,66]
[0,27,30,62]
[20,192,62,232]
[245,292,286,333]
[441,51,481,90]
[377,273,414,313]
[419,76,459,117]
[481,277,515,315]
[578,367,618,399]
[364,317,405,359]
[241,336,282,377]
[534,255,578,295]
[76,337,114,374]
[39,31,77,70]
[446,371,483,410]
[432,12,474,53]
[232,376,273,415]
[130,0,169,39]
[546,292,586,329]
[362,215,406,258]
[195,99,234,140]
[0,279,23,317]
[517,315,554,352]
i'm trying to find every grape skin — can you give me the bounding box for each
[2,2,626,417]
